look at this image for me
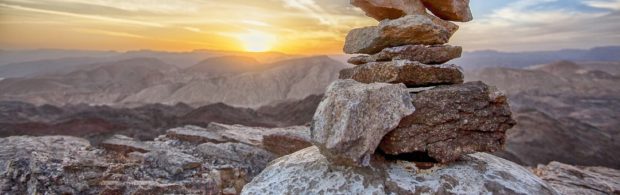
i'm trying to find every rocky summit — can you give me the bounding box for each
[241,147,558,194]
[243,0,536,194]
[0,124,311,194]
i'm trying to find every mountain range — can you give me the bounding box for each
[0,55,347,107]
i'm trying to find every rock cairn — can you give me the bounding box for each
[243,0,549,194]
[315,0,516,166]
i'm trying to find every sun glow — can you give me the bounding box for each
[236,30,277,52]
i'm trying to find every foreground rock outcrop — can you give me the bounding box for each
[241,147,558,194]
[534,162,620,195]
[0,123,311,194]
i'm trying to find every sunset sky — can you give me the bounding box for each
[1,0,619,54]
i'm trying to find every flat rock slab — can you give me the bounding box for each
[351,0,426,20]
[379,81,516,163]
[166,125,229,143]
[344,15,455,54]
[533,162,620,195]
[197,142,276,176]
[241,147,558,195]
[348,45,462,65]
[263,129,312,156]
[340,60,464,87]
[311,79,414,167]
[101,134,152,153]
[421,0,473,22]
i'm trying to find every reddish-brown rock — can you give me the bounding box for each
[339,60,464,87]
[263,131,312,157]
[421,0,473,22]
[351,0,426,20]
[348,45,462,65]
[379,81,515,163]
[343,15,456,54]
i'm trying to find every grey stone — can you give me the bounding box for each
[311,79,414,166]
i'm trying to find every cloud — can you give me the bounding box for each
[583,0,620,10]
[281,0,338,25]
[0,3,165,27]
[452,0,620,51]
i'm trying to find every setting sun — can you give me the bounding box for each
[236,30,277,52]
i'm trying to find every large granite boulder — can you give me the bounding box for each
[311,79,415,167]
[351,0,426,20]
[348,45,462,65]
[421,0,473,22]
[241,147,559,194]
[344,15,456,54]
[380,81,516,163]
[533,162,620,195]
[340,60,464,87]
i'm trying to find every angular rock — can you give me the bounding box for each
[340,60,464,87]
[351,0,426,20]
[348,45,462,65]
[379,81,516,163]
[197,142,276,176]
[166,125,229,143]
[101,134,152,153]
[241,147,559,194]
[533,162,620,195]
[344,15,455,54]
[143,150,202,178]
[311,79,414,166]
[263,130,312,156]
[421,0,473,22]
[0,135,263,194]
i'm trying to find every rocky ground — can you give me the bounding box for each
[1,130,617,194]
[0,123,311,194]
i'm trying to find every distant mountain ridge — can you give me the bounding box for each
[454,46,620,70]
[0,55,348,107]
[0,95,322,143]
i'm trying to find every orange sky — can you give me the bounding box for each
[1,0,619,54]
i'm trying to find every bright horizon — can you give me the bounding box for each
[1,0,619,54]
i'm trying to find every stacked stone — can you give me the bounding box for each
[311,0,516,167]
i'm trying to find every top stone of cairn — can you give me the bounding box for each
[351,0,473,22]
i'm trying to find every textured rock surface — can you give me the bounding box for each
[421,0,473,22]
[344,15,455,54]
[166,125,230,143]
[0,123,308,194]
[101,134,153,153]
[348,45,462,65]
[351,0,426,20]
[241,147,558,194]
[311,79,414,166]
[263,130,312,156]
[340,60,464,87]
[533,162,620,195]
[380,81,515,163]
